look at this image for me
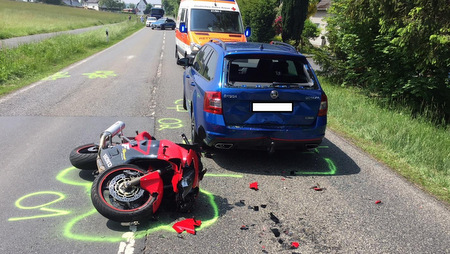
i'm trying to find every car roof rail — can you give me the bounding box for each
[269,41,298,53]
[210,39,226,50]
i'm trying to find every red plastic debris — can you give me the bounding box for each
[250,182,259,190]
[172,218,202,235]
[240,225,249,230]
[291,242,300,249]
[375,200,382,204]
[313,187,323,191]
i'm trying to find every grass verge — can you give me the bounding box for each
[320,77,449,204]
[0,20,144,95]
[0,0,129,39]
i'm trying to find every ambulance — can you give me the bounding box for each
[175,0,250,60]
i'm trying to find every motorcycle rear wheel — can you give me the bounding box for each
[91,164,157,222]
[69,143,98,170]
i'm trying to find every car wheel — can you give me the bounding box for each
[161,25,165,30]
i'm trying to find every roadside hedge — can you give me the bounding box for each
[314,0,450,124]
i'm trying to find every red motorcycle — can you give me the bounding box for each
[69,121,206,222]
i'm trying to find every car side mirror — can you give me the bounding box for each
[177,58,191,66]
[180,22,187,33]
[245,26,251,37]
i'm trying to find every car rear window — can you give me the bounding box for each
[226,55,316,88]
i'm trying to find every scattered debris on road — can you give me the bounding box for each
[172,218,202,235]
[249,182,259,190]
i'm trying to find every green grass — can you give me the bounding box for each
[0,0,129,39]
[0,20,144,95]
[320,78,450,204]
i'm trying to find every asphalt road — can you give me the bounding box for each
[0,27,449,254]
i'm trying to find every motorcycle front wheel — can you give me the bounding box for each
[91,164,158,222]
[69,143,98,170]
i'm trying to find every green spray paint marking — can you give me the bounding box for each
[158,118,184,130]
[293,158,337,175]
[134,189,219,238]
[82,71,117,79]
[43,72,71,81]
[167,99,187,112]
[56,166,92,192]
[8,191,70,221]
[205,173,243,178]
[57,166,237,242]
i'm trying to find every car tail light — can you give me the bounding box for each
[204,92,222,114]
[318,93,328,116]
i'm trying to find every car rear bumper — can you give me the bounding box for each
[201,116,327,150]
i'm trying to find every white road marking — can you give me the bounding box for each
[117,224,137,254]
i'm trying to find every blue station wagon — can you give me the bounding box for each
[177,40,327,152]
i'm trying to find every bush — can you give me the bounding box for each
[239,0,278,42]
[316,0,450,124]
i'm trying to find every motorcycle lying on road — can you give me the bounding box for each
[69,121,206,222]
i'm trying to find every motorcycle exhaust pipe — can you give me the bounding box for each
[104,121,126,137]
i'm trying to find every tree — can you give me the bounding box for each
[281,0,309,45]
[302,19,320,40]
[239,0,278,42]
[99,0,124,10]
[162,0,180,17]
[316,0,450,123]
[144,4,153,14]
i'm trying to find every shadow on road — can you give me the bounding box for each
[208,138,360,176]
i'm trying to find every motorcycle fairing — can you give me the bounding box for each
[140,170,164,213]
[99,130,201,203]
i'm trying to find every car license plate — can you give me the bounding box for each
[252,102,293,112]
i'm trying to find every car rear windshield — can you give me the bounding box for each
[226,55,316,88]
[190,9,243,34]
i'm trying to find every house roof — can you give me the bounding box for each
[317,0,331,11]
[63,0,82,7]
[137,0,148,5]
